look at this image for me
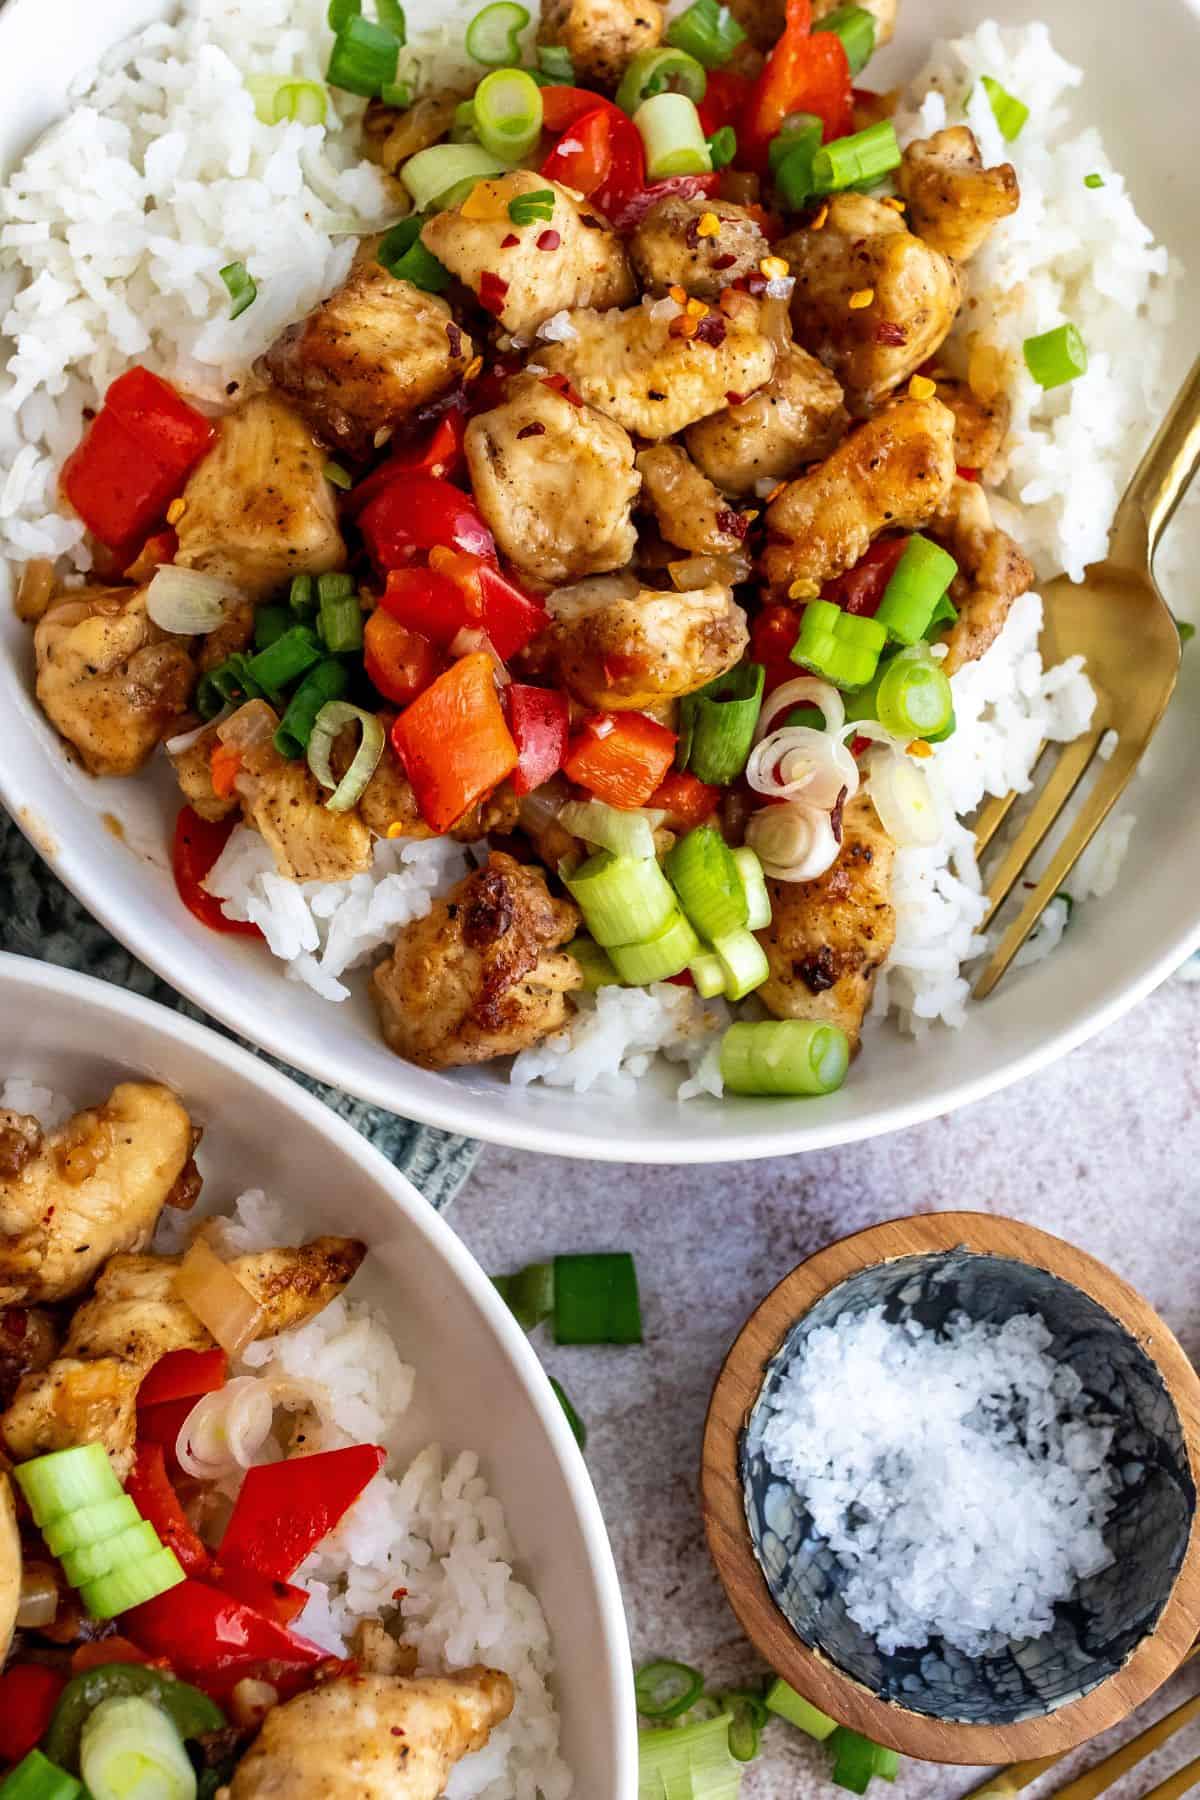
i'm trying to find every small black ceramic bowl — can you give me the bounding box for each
[702,1215,1200,1764]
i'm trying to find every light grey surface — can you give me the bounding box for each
[451,975,1200,1798]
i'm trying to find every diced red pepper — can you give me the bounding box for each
[739,0,854,171]
[107,367,216,473]
[347,409,468,518]
[358,476,496,573]
[123,527,178,583]
[540,85,610,132]
[137,1396,197,1472]
[610,172,722,234]
[138,1348,228,1409]
[540,100,646,223]
[218,1445,386,1584]
[750,602,804,692]
[391,652,519,832]
[172,807,264,938]
[124,1579,326,1700]
[0,1665,67,1765]
[212,1565,309,1627]
[430,550,550,662]
[504,685,570,796]
[698,69,753,136]
[563,711,677,808]
[125,1441,212,1579]
[648,770,720,830]
[70,1637,160,1676]
[381,565,472,648]
[363,608,446,707]
[822,533,909,615]
[61,368,214,552]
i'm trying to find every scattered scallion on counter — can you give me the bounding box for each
[638,1709,743,1799]
[979,73,1029,141]
[812,3,876,76]
[491,1253,643,1343]
[635,1660,706,1720]
[548,1377,587,1448]
[492,1259,556,1330]
[465,0,531,66]
[219,260,257,318]
[1023,321,1088,389]
[666,0,746,68]
[764,1676,837,1739]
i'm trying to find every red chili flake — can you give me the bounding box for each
[391,1588,408,1601]
[391,1727,406,1737]
[500,232,520,248]
[712,252,738,270]
[693,313,727,347]
[540,372,583,407]
[745,272,767,296]
[957,464,981,482]
[478,271,510,316]
[725,390,746,406]
[517,421,547,439]
[536,229,561,252]
[716,507,749,540]
[579,213,603,230]
[874,319,907,346]
[445,321,464,358]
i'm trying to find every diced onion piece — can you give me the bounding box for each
[745,725,858,810]
[745,800,840,881]
[146,567,241,636]
[559,799,661,860]
[867,747,941,847]
[306,701,385,813]
[175,1239,264,1355]
[668,550,753,590]
[177,1374,324,1479]
[17,1563,59,1628]
[755,676,845,741]
[81,1694,197,1800]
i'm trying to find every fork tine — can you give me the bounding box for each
[978,725,1109,930]
[1040,1693,1200,1800]
[1139,1752,1200,1800]
[974,738,1137,999]
[973,758,1043,861]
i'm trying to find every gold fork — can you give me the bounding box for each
[970,355,1200,998]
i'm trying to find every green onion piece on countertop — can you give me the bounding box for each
[548,1377,587,1449]
[566,935,622,990]
[307,701,384,810]
[465,0,531,65]
[1023,322,1088,389]
[827,1726,899,1792]
[763,1677,837,1739]
[326,13,401,97]
[638,1712,741,1799]
[678,662,764,785]
[537,43,574,82]
[791,601,886,690]
[219,261,257,319]
[872,649,954,739]
[635,1660,706,1721]
[14,1444,120,1525]
[400,142,510,212]
[1084,171,1105,188]
[812,4,876,75]
[81,1695,197,1800]
[707,125,737,168]
[633,92,712,179]
[324,459,353,489]
[720,1019,851,1097]
[607,909,702,985]
[376,0,407,38]
[473,67,544,160]
[492,1259,556,1329]
[716,1690,769,1762]
[554,1252,642,1345]
[274,659,350,758]
[810,120,900,194]
[979,73,1028,142]
[666,0,746,67]
[665,824,749,942]
[875,535,958,645]
[381,79,413,108]
[616,45,707,116]
[289,572,317,616]
[508,186,557,224]
[564,850,677,947]
[0,1751,83,1800]
[732,846,770,931]
[253,605,290,651]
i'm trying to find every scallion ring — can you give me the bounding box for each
[1023,322,1088,390]
[812,3,876,76]
[665,0,746,68]
[145,566,240,636]
[707,124,737,168]
[635,1659,706,1721]
[809,119,900,194]
[245,75,328,126]
[719,1018,851,1097]
[473,67,544,161]
[381,79,413,108]
[219,260,257,318]
[633,92,712,178]
[326,13,401,98]
[979,73,1028,142]
[307,701,385,812]
[400,141,509,211]
[376,0,407,39]
[615,45,707,116]
[464,0,531,66]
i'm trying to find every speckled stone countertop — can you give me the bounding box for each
[451,976,1200,1799]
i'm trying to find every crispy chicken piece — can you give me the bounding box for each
[238,755,373,882]
[34,588,195,779]
[778,195,960,412]
[762,394,956,593]
[547,572,748,708]
[465,373,640,587]
[536,0,663,90]
[757,792,896,1051]
[724,0,893,49]
[0,1306,59,1410]
[629,197,767,300]
[932,476,1035,672]
[167,722,237,823]
[0,1084,193,1307]
[897,126,1019,263]
[263,253,473,462]
[371,853,582,1070]
[1,1237,364,1478]
[174,394,345,601]
[0,1473,17,1663]
[683,342,848,498]
[421,173,634,341]
[229,1667,515,1800]
[635,445,748,554]
[537,294,776,439]
[933,377,1010,475]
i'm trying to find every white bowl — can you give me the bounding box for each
[0,950,637,1800]
[0,0,1197,1162]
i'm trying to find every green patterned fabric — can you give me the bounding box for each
[0,807,480,1210]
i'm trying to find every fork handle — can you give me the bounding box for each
[1113,354,1200,560]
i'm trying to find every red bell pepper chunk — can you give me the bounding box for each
[358,475,496,572]
[648,769,721,830]
[739,0,854,171]
[123,526,178,584]
[540,85,610,132]
[212,1565,309,1627]
[504,685,570,796]
[956,464,981,482]
[392,652,519,832]
[381,565,472,648]
[106,367,215,476]
[420,549,550,663]
[70,1637,160,1676]
[610,173,722,234]
[61,367,214,552]
[540,100,646,223]
[138,1348,228,1410]
[136,1396,196,1474]
[0,1665,66,1766]
[364,608,446,707]
[172,807,264,938]
[697,68,753,136]
[126,1441,212,1579]
[218,1444,386,1584]
[346,409,468,518]
[821,534,909,615]
[563,711,677,808]
[750,602,804,692]
[124,1579,326,1696]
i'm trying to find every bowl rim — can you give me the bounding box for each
[700,1210,1200,1765]
[0,948,640,1799]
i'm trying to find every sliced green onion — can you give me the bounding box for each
[246,75,329,126]
[381,78,413,107]
[1023,322,1088,390]
[1083,170,1104,188]
[873,649,953,739]
[548,1376,587,1448]
[274,659,350,758]
[791,600,886,690]
[768,111,823,174]
[0,1751,83,1800]
[253,605,290,652]
[774,131,823,208]
[537,43,574,82]
[689,952,726,998]
[559,798,659,860]
[733,846,771,930]
[81,1695,196,1800]
[81,1546,185,1620]
[15,1444,121,1526]
[42,1496,140,1559]
[388,234,452,291]
[979,74,1028,142]
[711,925,769,1000]
[61,1521,161,1591]
[492,1259,556,1329]
[289,572,317,616]
[376,0,407,38]
[635,1659,705,1721]
[465,0,530,66]
[813,4,876,75]
[327,13,401,97]
[616,46,707,116]
[665,824,748,941]
[638,1713,741,1800]
[400,142,510,211]
[451,98,479,141]
[1176,615,1196,645]
[810,120,900,194]
[633,92,712,179]
[707,125,737,168]
[716,1690,769,1762]
[678,662,764,785]
[666,0,746,68]
[827,1727,898,1793]
[194,671,228,721]
[219,261,257,319]
[473,67,544,160]
[922,589,958,638]
[306,700,384,811]
[554,1252,642,1344]
[328,0,360,28]
[323,459,353,490]
[564,850,676,947]
[608,909,702,983]
[244,624,323,695]
[508,185,557,224]
[720,1019,851,1097]
[875,534,957,645]
[764,1677,837,1739]
[317,576,363,653]
[567,935,621,989]
[44,1670,223,1777]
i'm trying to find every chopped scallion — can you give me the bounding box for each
[559,798,658,860]
[564,849,676,947]
[326,12,401,97]
[638,1712,741,1800]
[219,260,257,318]
[473,66,544,161]
[381,79,413,107]
[633,92,712,179]
[678,662,764,785]
[764,1676,837,1739]
[875,534,958,645]
[791,601,886,690]
[810,120,900,194]
[828,1726,899,1793]
[635,1660,705,1721]
[80,1694,196,1800]
[400,141,509,212]
[665,0,747,67]
[548,1376,587,1448]
[1175,614,1196,645]
[871,648,954,739]
[732,846,770,931]
[812,3,876,76]
[253,606,290,652]
[1084,170,1105,188]
[665,824,749,942]
[616,45,707,116]
[567,935,621,989]
[376,0,407,38]
[464,0,531,66]
[492,1259,556,1329]
[508,186,557,224]
[715,1690,769,1762]
[318,591,364,655]
[720,1019,851,1097]
[274,659,350,758]
[707,124,737,168]
[710,925,769,1001]
[979,73,1029,142]
[554,1252,642,1345]
[607,908,702,984]
[245,624,323,694]
[1023,322,1088,389]
[323,459,353,490]
[289,572,317,616]
[537,43,574,82]
[328,0,360,27]
[0,1750,84,1800]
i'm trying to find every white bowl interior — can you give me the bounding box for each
[0,951,637,1800]
[0,0,1197,1160]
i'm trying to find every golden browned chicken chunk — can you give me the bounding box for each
[211,701,374,882]
[371,853,581,1069]
[548,572,748,708]
[537,293,776,439]
[933,376,1010,475]
[629,196,767,300]
[0,1305,59,1410]
[263,253,473,461]
[537,0,663,90]
[34,587,195,779]
[0,1083,193,1307]
[174,393,345,601]
[762,394,956,593]
[466,373,640,587]
[757,792,896,1051]
[167,722,237,823]
[1,1237,364,1477]
[897,127,1019,263]
[0,1473,17,1663]
[725,0,893,49]
[635,444,748,554]
[933,476,1035,672]
[683,341,847,497]
[421,173,634,341]
[778,195,960,412]
[228,1667,515,1800]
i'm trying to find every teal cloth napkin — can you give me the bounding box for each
[0,807,480,1210]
